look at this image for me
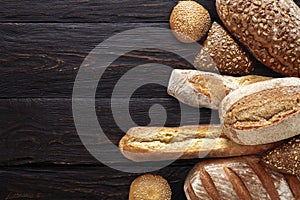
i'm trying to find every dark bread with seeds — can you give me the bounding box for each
[262,135,300,176]
[216,0,300,77]
[220,78,300,145]
[184,156,300,200]
[194,22,254,75]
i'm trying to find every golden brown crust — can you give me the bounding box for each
[129,174,171,200]
[185,156,298,200]
[194,22,253,75]
[119,125,281,162]
[224,86,300,130]
[216,0,300,76]
[261,135,300,176]
[169,1,211,43]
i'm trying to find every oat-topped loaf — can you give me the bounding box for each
[216,0,300,76]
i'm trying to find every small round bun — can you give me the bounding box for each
[170,1,211,43]
[129,174,172,200]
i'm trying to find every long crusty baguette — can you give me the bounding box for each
[219,77,300,145]
[119,125,280,162]
[184,156,300,200]
[167,69,271,109]
[216,0,300,76]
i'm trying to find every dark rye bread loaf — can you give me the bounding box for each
[216,0,300,76]
[219,78,300,145]
[262,135,300,176]
[184,156,300,200]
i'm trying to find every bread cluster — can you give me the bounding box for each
[120,0,300,199]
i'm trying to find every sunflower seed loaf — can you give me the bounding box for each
[216,0,300,76]
[194,22,254,75]
[167,69,271,109]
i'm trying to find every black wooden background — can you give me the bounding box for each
[0,0,299,199]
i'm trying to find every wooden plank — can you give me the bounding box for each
[0,165,194,199]
[0,98,218,166]
[0,23,281,98]
[0,0,218,23]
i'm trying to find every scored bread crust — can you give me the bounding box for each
[119,125,280,162]
[219,78,300,145]
[184,156,300,200]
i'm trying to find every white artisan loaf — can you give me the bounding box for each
[220,77,300,145]
[167,69,271,109]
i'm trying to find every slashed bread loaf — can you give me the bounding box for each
[119,125,280,162]
[220,78,300,145]
[184,156,300,200]
[216,0,300,76]
[167,69,271,109]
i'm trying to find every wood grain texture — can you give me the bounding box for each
[0,0,217,23]
[0,23,281,98]
[0,165,193,200]
[0,98,218,166]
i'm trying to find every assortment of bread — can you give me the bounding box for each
[122,0,300,199]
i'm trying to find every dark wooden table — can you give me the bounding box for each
[1,1,299,199]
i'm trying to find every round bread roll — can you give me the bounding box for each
[129,174,172,200]
[170,1,211,43]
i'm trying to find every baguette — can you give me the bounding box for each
[167,69,271,109]
[119,125,280,162]
[220,77,300,145]
[216,0,300,76]
[184,156,300,200]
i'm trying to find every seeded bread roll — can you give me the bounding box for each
[194,22,254,75]
[170,1,211,43]
[119,125,280,162]
[219,78,300,145]
[129,174,171,200]
[167,69,271,109]
[184,156,300,200]
[262,135,300,176]
[216,0,300,76]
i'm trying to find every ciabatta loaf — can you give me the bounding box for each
[167,69,271,109]
[184,156,300,200]
[119,125,279,162]
[220,78,300,145]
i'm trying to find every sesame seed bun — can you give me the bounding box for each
[170,1,211,43]
[129,174,172,200]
